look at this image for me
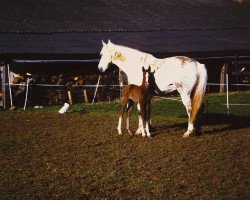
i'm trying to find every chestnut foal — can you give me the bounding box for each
[117,66,154,138]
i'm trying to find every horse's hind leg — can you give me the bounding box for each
[194,102,205,135]
[179,92,194,138]
[182,92,205,138]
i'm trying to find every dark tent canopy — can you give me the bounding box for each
[0,0,250,59]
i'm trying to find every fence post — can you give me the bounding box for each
[220,63,228,93]
[1,64,7,109]
[226,73,230,116]
[7,64,13,107]
[92,75,101,104]
[67,90,73,105]
[23,78,30,110]
[0,65,4,109]
[83,89,88,103]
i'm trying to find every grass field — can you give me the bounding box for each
[0,91,249,199]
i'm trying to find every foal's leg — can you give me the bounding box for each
[126,104,133,135]
[117,102,126,135]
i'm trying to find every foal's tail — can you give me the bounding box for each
[190,63,208,124]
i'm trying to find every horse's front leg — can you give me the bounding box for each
[145,101,151,138]
[135,103,143,135]
[139,102,147,137]
[135,103,142,135]
[148,99,154,132]
[135,102,146,137]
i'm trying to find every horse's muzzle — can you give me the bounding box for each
[98,67,104,72]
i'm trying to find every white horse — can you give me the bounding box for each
[98,40,207,138]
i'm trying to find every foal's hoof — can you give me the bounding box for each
[135,130,141,135]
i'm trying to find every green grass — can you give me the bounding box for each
[72,90,250,118]
[3,91,249,117]
[0,91,249,199]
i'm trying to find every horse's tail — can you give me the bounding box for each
[190,63,207,124]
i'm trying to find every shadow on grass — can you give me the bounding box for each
[201,113,250,135]
[152,113,250,136]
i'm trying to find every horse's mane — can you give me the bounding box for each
[111,43,145,56]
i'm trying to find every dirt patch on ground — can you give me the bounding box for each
[0,109,249,199]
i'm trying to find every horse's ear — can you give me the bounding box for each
[142,66,145,72]
[108,39,111,44]
[148,66,151,72]
[102,40,106,46]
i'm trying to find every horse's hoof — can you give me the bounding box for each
[149,126,155,132]
[183,131,191,138]
[118,132,123,135]
[147,134,152,138]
